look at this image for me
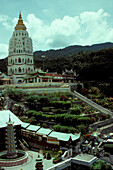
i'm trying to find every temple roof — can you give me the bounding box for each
[15,12,26,31]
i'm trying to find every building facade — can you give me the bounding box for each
[7,13,34,84]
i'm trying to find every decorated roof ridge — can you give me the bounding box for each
[27,70,38,75]
[23,74,53,79]
[37,69,47,74]
[15,12,26,31]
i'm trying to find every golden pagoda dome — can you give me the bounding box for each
[15,13,26,31]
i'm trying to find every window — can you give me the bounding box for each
[15,68,17,73]
[18,58,21,63]
[18,67,21,72]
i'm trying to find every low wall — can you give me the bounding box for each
[0,150,28,167]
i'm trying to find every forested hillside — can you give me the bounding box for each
[34,48,113,82]
[0,43,113,83]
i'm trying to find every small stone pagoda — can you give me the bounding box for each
[5,114,17,158]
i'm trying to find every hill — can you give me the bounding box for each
[33,42,113,59]
[0,42,113,83]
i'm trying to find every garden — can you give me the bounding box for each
[2,87,111,135]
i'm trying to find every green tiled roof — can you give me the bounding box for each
[36,128,52,135]
[27,70,37,75]
[26,125,40,132]
[48,131,81,141]
[38,69,46,74]
[21,122,30,128]
[23,75,37,79]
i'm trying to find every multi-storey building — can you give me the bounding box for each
[7,13,34,84]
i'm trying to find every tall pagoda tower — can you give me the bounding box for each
[5,114,17,158]
[7,13,34,84]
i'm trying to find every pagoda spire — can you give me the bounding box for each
[9,113,11,123]
[15,12,26,31]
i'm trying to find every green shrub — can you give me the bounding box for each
[28,117,37,124]
[42,107,50,112]
[53,156,62,164]
[70,107,81,115]
[53,124,76,133]
[52,101,71,109]
[77,124,86,134]
[90,160,112,170]
[42,123,48,128]
[53,124,61,132]
[4,87,24,101]
[77,117,90,125]
[27,110,37,118]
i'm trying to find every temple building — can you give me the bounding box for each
[6,12,77,85]
[7,13,34,84]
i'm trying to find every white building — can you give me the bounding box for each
[7,13,35,84]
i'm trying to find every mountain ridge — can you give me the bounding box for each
[33,42,113,59]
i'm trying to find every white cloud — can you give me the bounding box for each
[0,9,113,59]
[25,9,113,51]
[0,15,12,30]
[0,44,8,59]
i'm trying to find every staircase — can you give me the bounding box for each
[70,90,112,115]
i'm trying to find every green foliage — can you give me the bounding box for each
[53,156,62,163]
[77,124,86,134]
[90,87,100,94]
[42,123,48,128]
[90,160,112,170]
[26,95,50,105]
[4,87,24,101]
[28,116,37,124]
[77,117,90,125]
[52,101,71,109]
[53,124,76,133]
[42,107,50,112]
[70,107,81,115]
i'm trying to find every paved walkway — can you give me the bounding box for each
[2,151,54,170]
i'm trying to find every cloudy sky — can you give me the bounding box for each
[0,0,113,59]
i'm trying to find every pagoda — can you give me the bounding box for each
[7,12,34,84]
[5,114,17,158]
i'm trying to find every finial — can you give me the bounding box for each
[15,12,26,30]
[9,113,11,122]
[19,12,22,19]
